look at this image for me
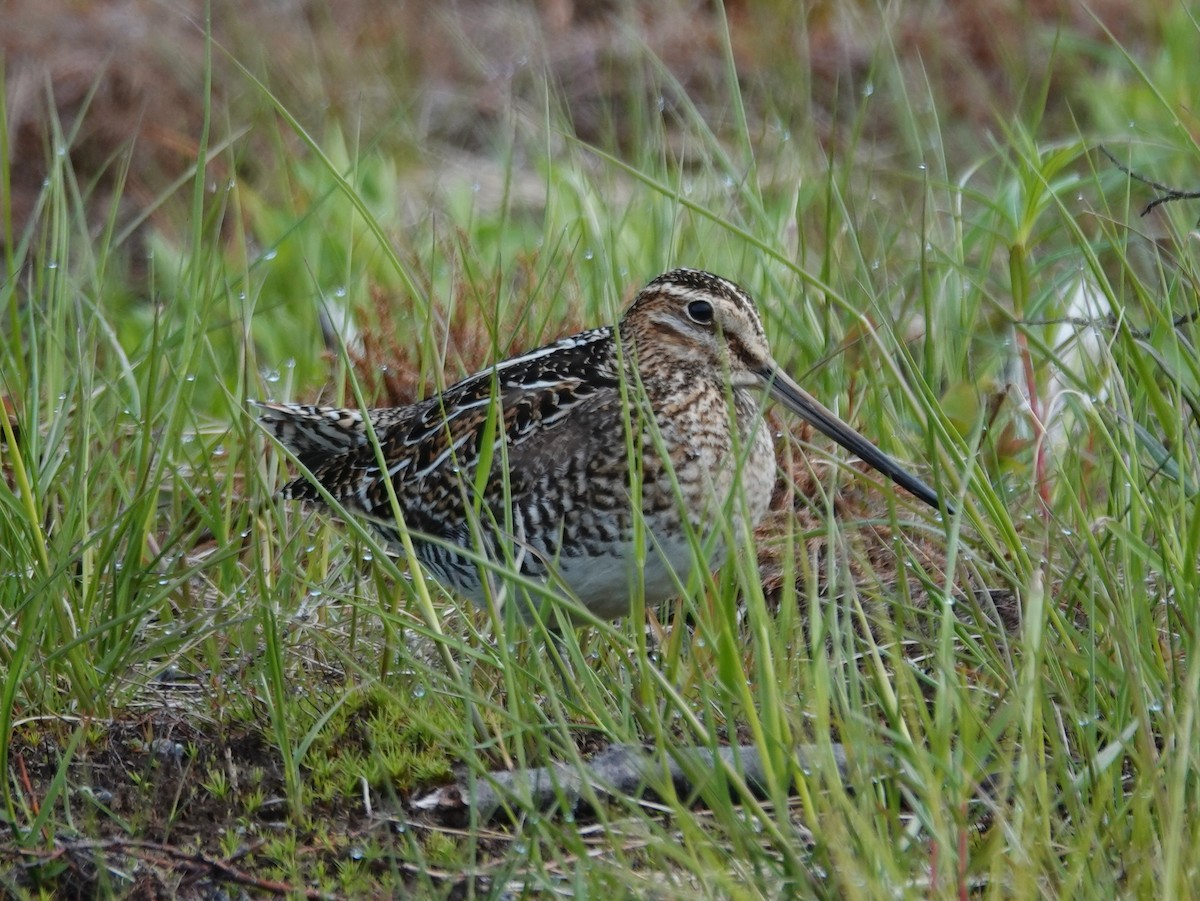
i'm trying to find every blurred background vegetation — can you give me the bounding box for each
[5,0,1190,412]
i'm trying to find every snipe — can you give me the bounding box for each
[257,269,949,620]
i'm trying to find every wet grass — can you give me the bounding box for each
[3,2,1200,897]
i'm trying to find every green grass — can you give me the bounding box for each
[3,1,1200,897]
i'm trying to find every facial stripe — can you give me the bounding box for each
[643,269,764,333]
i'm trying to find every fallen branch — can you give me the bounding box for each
[411,742,854,825]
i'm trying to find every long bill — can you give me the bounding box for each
[760,365,952,514]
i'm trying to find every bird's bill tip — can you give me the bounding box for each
[759,366,952,514]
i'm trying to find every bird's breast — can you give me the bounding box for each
[641,381,775,532]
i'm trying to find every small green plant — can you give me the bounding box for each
[241,787,266,818]
[200,765,231,801]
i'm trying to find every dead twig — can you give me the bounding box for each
[16,837,333,900]
[1099,144,1200,217]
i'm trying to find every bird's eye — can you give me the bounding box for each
[686,299,714,324]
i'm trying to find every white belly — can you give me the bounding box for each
[546,531,721,621]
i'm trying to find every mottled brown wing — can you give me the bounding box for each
[273,327,622,529]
